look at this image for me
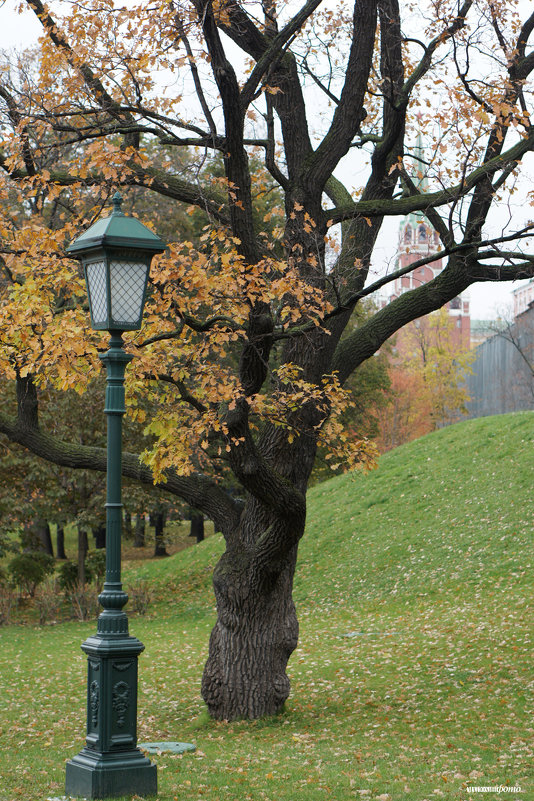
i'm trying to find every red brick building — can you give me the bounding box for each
[390,212,471,347]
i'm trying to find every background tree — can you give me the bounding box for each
[0,0,533,720]
[375,365,431,451]
[376,308,474,449]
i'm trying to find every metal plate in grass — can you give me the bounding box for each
[139,741,196,754]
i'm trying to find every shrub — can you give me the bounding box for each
[0,568,16,626]
[69,581,100,621]
[128,578,153,615]
[0,590,15,625]
[8,552,55,597]
[58,560,82,592]
[34,577,64,625]
[58,551,105,593]
[86,549,106,590]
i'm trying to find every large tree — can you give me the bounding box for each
[1,0,533,720]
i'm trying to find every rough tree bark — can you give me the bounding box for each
[33,520,54,556]
[202,533,300,719]
[189,510,204,544]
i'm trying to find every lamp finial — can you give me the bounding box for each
[112,191,124,215]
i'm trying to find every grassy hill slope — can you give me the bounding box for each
[0,412,532,801]
[298,409,532,609]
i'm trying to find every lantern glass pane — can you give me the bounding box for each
[86,261,108,323]
[110,260,148,324]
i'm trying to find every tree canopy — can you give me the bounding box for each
[0,0,533,720]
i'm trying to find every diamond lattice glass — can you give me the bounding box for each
[86,261,108,323]
[110,260,148,324]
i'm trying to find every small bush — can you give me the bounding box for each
[128,579,153,615]
[0,570,16,626]
[0,593,15,625]
[8,552,55,597]
[69,582,99,621]
[34,577,63,625]
[86,550,106,590]
[0,567,14,625]
[58,560,82,592]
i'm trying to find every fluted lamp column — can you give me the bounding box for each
[64,193,166,799]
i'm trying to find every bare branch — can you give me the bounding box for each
[174,10,219,142]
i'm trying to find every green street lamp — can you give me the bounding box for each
[64,193,165,799]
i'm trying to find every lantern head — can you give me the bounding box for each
[67,193,166,331]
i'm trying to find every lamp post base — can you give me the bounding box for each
[66,748,157,798]
[65,625,156,799]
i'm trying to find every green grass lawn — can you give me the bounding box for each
[0,412,532,801]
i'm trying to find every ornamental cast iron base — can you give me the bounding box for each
[65,624,157,799]
[65,748,157,798]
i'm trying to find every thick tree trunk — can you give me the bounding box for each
[56,525,67,559]
[201,504,302,720]
[134,511,146,547]
[189,510,204,543]
[92,523,106,549]
[77,527,88,585]
[123,509,133,540]
[151,509,168,557]
[33,519,54,556]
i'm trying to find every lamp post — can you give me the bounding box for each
[65,193,165,799]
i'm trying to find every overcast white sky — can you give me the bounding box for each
[0,0,532,320]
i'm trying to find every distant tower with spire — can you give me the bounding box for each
[390,130,471,346]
